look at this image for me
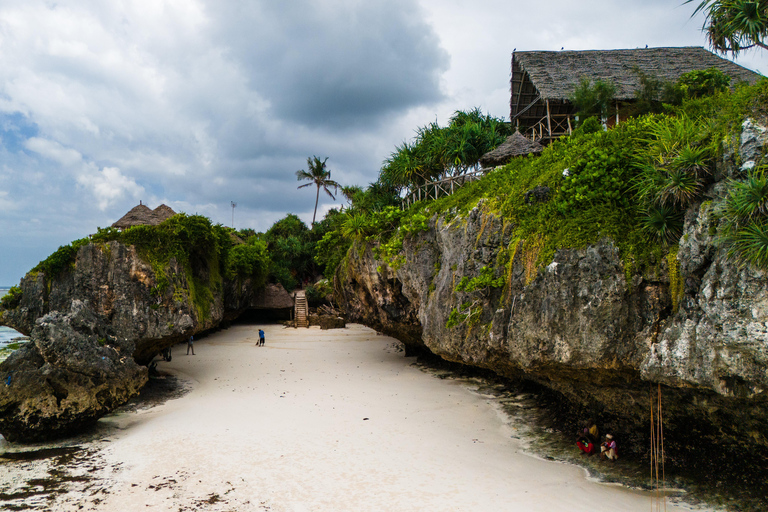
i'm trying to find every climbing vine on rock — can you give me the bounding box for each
[667,248,684,313]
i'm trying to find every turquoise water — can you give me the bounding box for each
[0,288,24,349]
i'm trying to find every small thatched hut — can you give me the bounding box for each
[511,46,763,142]
[479,132,544,168]
[112,202,177,230]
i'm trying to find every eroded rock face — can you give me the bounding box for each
[336,122,768,458]
[0,304,147,442]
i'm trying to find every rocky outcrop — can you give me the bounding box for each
[0,240,292,441]
[0,303,147,442]
[336,120,768,459]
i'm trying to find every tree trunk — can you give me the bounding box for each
[312,184,320,224]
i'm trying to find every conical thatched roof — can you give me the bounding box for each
[152,204,176,223]
[479,132,544,168]
[111,204,154,229]
[111,203,177,229]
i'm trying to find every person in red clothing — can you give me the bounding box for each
[576,420,598,455]
[600,434,618,461]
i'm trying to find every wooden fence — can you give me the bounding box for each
[401,168,488,208]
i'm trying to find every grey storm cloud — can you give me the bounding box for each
[207,0,449,128]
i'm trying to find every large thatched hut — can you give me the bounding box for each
[112,202,177,230]
[511,46,763,143]
[479,131,544,168]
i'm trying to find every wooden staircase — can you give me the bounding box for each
[294,290,309,328]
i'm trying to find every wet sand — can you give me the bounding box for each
[1,324,712,511]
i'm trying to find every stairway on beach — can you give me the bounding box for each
[294,291,308,328]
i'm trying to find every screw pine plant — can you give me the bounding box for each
[634,115,715,244]
[719,167,768,268]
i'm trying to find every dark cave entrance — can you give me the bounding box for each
[232,307,292,324]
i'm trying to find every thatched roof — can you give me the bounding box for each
[513,47,762,102]
[479,132,544,168]
[111,203,177,229]
[152,204,176,223]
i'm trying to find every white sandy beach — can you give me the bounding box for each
[12,323,712,511]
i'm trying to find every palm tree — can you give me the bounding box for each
[687,0,768,55]
[296,156,340,225]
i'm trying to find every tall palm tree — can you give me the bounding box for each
[296,156,339,224]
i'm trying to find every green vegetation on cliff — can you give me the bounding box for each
[22,214,270,321]
[325,74,768,290]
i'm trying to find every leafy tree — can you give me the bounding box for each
[296,156,340,224]
[688,0,768,55]
[570,78,617,123]
[263,214,316,290]
[227,237,269,286]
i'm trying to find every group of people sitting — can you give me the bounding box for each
[576,420,617,461]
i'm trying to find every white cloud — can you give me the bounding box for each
[23,137,82,166]
[77,165,145,210]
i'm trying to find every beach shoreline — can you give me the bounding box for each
[0,324,713,511]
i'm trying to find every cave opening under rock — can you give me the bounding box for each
[232,307,292,324]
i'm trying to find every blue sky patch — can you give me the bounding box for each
[0,112,39,153]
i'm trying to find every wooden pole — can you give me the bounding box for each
[546,99,553,139]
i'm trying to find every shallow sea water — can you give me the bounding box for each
[0,288,26,359]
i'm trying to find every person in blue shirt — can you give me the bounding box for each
[258,329,265,346]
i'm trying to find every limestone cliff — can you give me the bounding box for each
[336,120,768,461]
[0,240,292,441]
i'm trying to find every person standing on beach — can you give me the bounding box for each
[187,335,195,355]
[259,329,265,346]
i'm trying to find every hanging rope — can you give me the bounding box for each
[650,384,667,512]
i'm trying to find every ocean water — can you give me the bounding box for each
[0,287,24,349]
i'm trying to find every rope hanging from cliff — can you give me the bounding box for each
[650,383,667,512]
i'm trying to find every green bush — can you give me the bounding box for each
[0,286,22,310]
[676,68,731,99]
[570,78,617,122]
[33,237,90,277]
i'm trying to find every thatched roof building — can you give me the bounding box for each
[112,202,177,230]
[511,47,763,142]
[479,132,544,168]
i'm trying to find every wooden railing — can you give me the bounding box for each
[524,113,573,142]
[401,168,488,208]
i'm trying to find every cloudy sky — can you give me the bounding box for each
[1,0,766,285]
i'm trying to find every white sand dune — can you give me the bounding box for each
[80,323,708,511]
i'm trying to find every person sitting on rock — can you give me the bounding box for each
[576,420,598,455]
[600,434,618,461]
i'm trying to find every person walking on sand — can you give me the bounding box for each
[187,335,195,355]
[258,329,265,346]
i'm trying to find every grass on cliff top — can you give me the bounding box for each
[398,117,659,275]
